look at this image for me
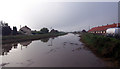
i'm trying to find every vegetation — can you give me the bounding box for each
[13,26,17,35]
[82,29,87,33]
[40,27,49,34]
[2,32,67,44]
[80,33,120,66]
[31,30,42,34]
[1,22,18,36]
[50,29,59,33]
[2,24,12,36]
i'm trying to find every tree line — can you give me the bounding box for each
[32,27,59,35]
[0,21,17,36]
[0,21,61,36]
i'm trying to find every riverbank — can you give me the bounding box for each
[2,32,67,44]
[80,33,120,66]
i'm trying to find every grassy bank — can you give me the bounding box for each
[80,33,120,66]
[2,32,67,44]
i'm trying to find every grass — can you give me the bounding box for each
[80,33,120,66]
[2,32,67,44]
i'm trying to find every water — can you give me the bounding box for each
[0,33,108,67]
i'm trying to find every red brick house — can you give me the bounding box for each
[88,23,120,34]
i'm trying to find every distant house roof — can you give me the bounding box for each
[88,23,120,32]
[24,26,31,30]
[20,26,31,30]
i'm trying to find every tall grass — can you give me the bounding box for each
[80,33,120,65]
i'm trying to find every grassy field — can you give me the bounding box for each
[2,32,67,44]
[80,33,120,66]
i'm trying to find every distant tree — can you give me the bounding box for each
[1,22,12,36]
[4,23,8,26]
[40,28,49,34]
[73,31,77,33]
[40,38,50,43]
[82,29,87,33]
[2,26,12,36]
[50,29,59,33]
[13,26,17,35]
[31,30,42,35]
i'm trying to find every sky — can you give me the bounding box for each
[0,0,119,32]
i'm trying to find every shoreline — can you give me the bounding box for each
[2,33,68,44]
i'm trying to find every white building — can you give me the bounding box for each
[19,26,31,35]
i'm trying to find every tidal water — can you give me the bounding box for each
[0,33,109,67]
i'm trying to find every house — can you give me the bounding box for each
[88,23,120,34]
[19,26,31,35]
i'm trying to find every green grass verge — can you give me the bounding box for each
[2,32,67,44]
[80,33,120,66]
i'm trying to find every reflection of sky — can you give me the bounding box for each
[0,0,119,32]
[1,33,107,67]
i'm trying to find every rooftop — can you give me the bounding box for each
[88,23,120,32]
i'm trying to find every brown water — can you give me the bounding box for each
[0,33,108,67]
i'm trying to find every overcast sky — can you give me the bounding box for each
[0,0,119,32]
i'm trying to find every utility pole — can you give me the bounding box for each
[20,25,21,29]
[50,27,52,30]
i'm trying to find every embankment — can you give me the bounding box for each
[2,32,67,44]
[80,33,120,66]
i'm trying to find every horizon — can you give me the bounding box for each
[0,0,119,32]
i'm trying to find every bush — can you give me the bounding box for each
[13,26,17,35]
[40,28,49,34]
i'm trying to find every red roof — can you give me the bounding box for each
[88,23,120,32]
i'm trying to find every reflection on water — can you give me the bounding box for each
[40,38,50,43]
[1,41,32,56]
[20,41,32,46]
[48,37,55,46]
[1,36,57,56]
[0,34,110,67]
[2,44,12,55]
[1,36,58,56]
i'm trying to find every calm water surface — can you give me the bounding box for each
[0,33,108,67]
